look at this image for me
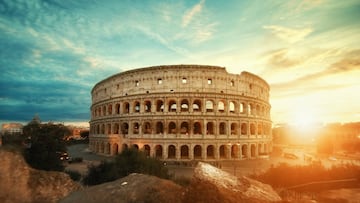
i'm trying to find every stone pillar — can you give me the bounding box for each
[202,144,207,160]
[163,144,168,159]
[176,145,181,160]
[239,145,243,160]
[215,145,220,160]
[189,145,194,160]
[226,145,231,159]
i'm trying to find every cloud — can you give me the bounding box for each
[263,25,312,43]
[182,0,205,27]
[271,49,360,92]
[263,48,303,68]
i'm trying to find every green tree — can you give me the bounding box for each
[23,122,70,171]
[83,148,170,185]
[80,130,89,139]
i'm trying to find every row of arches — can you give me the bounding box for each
[90,120,272,136]
[89,141,271,160]
[92,98,270,118]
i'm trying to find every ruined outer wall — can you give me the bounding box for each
[89,65,272,161]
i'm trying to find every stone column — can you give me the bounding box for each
[202,144,207,160]
[176,145,181,160]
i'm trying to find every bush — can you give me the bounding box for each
[65,170,82,181]
[69,157,83,163]
[83,148,170,185]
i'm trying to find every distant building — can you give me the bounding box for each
[66,126,89,140]
[1,123,23,135]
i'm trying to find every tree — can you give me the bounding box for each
[23,121,70,171]
[80,130,89,139]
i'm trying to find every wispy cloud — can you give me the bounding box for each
[182,0,205,27]
[263,48,304,69]
[263,25,312,43]
[271,49,360,92]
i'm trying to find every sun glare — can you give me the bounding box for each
[290,105,323,135]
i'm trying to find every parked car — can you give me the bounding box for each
[57,151,70,161]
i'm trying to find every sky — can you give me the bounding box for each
[0,0,359,128]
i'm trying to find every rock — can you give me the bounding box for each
[60,173,183,203]
[0,148,81,203]
[183,162,282,203]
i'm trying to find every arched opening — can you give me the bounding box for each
[258,143,263,154]
[113,143,119,155]
[101,124,105,134]
[250,123,256,135]
[264,143,268,153]
[180,145,189,159]
[241,123,247,135]
[168,145,176,159]
[193,99,202,112]
[248,104,253,115]
[123,102,130,114]
[156,122,164,134]
[133,122,140,134]
[251,144,256,158]
[121,122,129,135]
[218,101,225,113]
[113,123,119,134]
[231,145,239,159]
[156,100,164,112]
[219,145,226,159]
[207,122,214,134]
[229,101,235,113]
[108,104,112,115]
[107,123,111,134]
[144,100,151,112]
[134,101,140,113]
[193,145,202,159]
[242,145,248,159]
[207,145,214,158]
[169,100,177,112]
[100,142,105,153]
[155,145,163,158]
[132,144,139,150]
[115,103,120,114]
[180,99,189,112]
[96,125,100,134]
[258,123,262,135]
[219,122,226,135]
[102,106,106,116]
[122,144,128,151]
[206,100,214,112]
[143,122,152,134]
[231,123,237,135]
[193,122,202,134]
[106,143,111,154]
[240,103,245,113]
[180,122,189,135]
[143,145,151,157]
[168,122,176,134]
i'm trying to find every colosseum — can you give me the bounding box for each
[89,65,272,161]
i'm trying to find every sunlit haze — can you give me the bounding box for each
[1,0,359,128]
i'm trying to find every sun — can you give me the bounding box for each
[291,108,321,133]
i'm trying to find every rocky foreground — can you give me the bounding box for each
[0,148,281,203]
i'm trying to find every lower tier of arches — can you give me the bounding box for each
[89,136,272,161]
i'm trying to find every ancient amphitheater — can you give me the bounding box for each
[89,65,272,161]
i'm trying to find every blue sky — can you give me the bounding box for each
[1,0,359,127]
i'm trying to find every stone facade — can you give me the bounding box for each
[89,65,272,161]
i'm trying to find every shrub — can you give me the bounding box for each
[83,148,170,185]
[65,170,82,181]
